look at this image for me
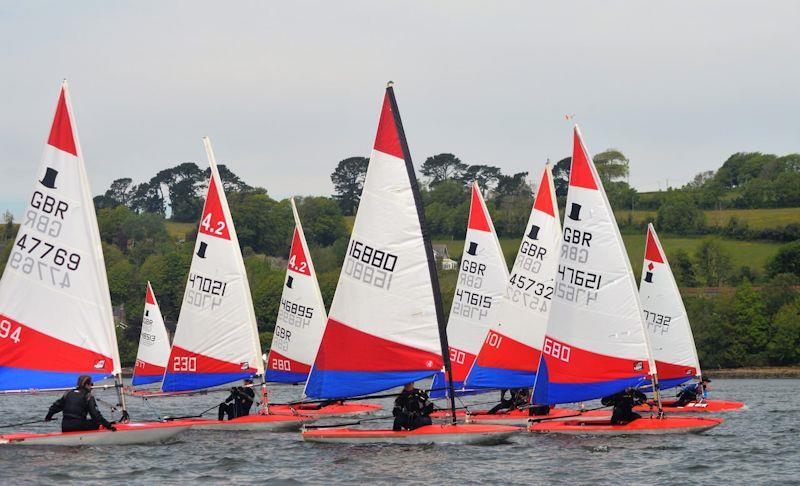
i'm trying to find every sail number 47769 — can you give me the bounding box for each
[0,319,21,344]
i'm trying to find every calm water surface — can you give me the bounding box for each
[0,379,797,485]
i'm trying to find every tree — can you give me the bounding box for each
[459,165,501,194]
[420,153,467,186]
[294,196,348,247]
[656,195,706,233]
[766,241,800,278]
[156,162,207,222]
[670,249,698,287]
[129,179,166,214]
[593,149,629,183]
[493,171,530,202]
[331,157,369,215]
[694,238,732,286]
[552,157,571,198]
[762,273,799,316]
[2,211,14,242]
[766,299,800,365]
[210,164,252,194]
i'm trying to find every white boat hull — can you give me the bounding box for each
[183,415,312,432]
[302,423,520,445]
[0,422,189,446]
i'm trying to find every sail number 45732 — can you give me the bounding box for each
[0,319,21,344]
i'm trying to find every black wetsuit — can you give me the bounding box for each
[488,388,530,415]
[674,383,703,407]
[218,387,256,420]
[601,388,647,425]
[46,388,114,432]
[392,388,434,431]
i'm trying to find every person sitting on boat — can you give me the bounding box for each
[674,376,711,407]
[44,375,116,433]
[601,387,648,425]
[218,378,256,420]
[487,388,530,415]
[392,382,434,431]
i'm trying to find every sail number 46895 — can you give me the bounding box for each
[0,319,21,344]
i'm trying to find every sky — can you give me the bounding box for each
[1,1,798,217]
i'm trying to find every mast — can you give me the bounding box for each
[385,82,457,424]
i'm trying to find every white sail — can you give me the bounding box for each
[466,163,561,389]
[639,224,701,389]
[162,138,263,392]
[131,282,171,386]
[304,87,444,399]
[533,126,655,405]
[0,81,121,391]
[264,198,328,383]
[432,183,508,394]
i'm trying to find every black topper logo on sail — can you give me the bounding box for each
[286,275,294,289]
[196,241,208,259]
[644,262,655,283]
[466,241,479,256]
[527,224,540,240]
[568,203,582,221]
[40,167,59,189]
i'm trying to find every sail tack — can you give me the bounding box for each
[639,224,701,389]
[533,126,654,405]
[264,199,328,383]
[162,139,264,392]
[432,184,508,395]
[0,82,121,391]
[465,164,561,389]
[304,88,443,399]
[131,282,171,386]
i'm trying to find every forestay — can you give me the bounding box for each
[639,224,701,390]
[465,164,561,390]
[131,282,171,386]
[162,139,264,392]
[431,184,508,396]
[0,81,122,391]
[265,198,328,383]
[304,89,443,399]
[533,126,656,405]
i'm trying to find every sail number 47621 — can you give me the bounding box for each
[0,319,21,344]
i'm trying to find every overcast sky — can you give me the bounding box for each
[1,1,798,217]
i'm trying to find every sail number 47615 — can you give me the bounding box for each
[0,319,21,344]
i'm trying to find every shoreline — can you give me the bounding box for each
[706,367,800,379]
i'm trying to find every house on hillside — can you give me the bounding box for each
[432,244,458,271]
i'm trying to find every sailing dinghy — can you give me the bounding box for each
[160,138,311,431]
[528,126,723,435]
[301,84,518,444]
[633,225,743,413]
[430,183,509,398]
[0,81,189,445]
[127,282,171,394]
[264,198,380,417]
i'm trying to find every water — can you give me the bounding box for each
[0,379,797,485]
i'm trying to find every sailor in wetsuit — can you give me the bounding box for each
[218,378,256,420]
[674,376,711,407]
[45,375,116,432]
[392,382,434,431]
[487,388,531,415]
[601,387,648,425]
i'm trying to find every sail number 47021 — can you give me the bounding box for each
[0,319,21,344]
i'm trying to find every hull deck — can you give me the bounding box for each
[181,414,313,431]
[528,416,724,435]
[302,423,520,445]
[268,402,382,417]
[634,399,745,413]
[0,421,191,446]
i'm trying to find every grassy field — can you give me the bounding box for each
[434,234,782,277]
[615,207,800,229]
[165,221,196,240]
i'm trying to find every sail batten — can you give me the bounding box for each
[0,81,120,391]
